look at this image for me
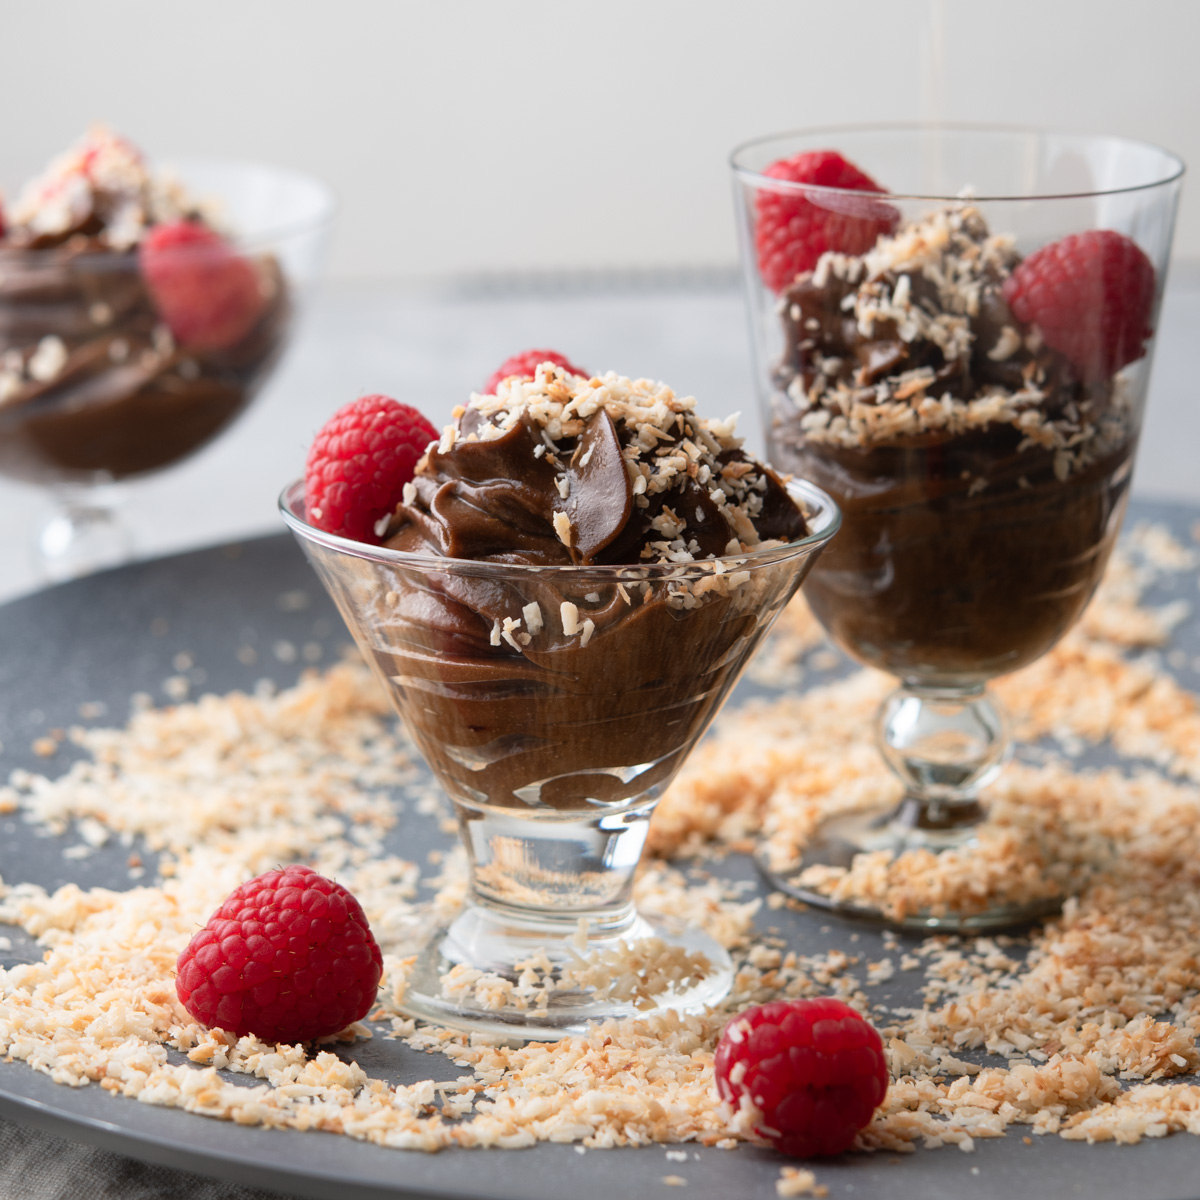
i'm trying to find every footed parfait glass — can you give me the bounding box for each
[282,478,839,1038]
[732,126,1183,929]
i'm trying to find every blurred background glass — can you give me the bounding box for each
[0,156,333,579]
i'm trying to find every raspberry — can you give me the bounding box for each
[755,151,897,293]
[482,349,587,395]
[305,394,438,543]
[714,998,888,1158]
[1002,229,1156,381]
[140,219,265,350]
[175,865,383,1045]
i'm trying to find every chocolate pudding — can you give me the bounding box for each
[326,368,812,813]
[768,206,1136,684]
[0,128,289,483]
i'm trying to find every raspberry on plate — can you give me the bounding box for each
[140,219,265,350]
[482,349,587,396]
[755,151,897,293]
[305,394,438,544]
[1002,229,1156,381]
[175,864,383,1045]
[714,997,888,1158]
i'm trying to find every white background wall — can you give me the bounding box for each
[3,0,1197,281]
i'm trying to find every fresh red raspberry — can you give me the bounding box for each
[305,394,438,543]
[1002,229,1156,381]
[755,151,897,293]
[140,219,265,350]
[175,865,383,1045]
[482,349,587,395]
[715,998,888,1158]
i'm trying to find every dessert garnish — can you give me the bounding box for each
[1002,229,1156,381]
[175,864,383,1044]
[754,150,897,292]
[773,194,1154,457]
[715,998,889,1158]
[481,347,587,396]
[304,394,438,542]
[140,219,267,351]
[4,126,169,251]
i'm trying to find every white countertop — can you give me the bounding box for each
[0,270,1197,606]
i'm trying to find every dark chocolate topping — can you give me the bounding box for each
[386,374,807,567]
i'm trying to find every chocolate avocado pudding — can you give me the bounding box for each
[768,206,1136,684]
[0,127,289,482]
[349,367,810,813]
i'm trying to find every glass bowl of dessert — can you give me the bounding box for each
[281,362,840,1038]
[0,127,335,580]
[731,126,1183,928]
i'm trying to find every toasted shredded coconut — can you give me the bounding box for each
[2,523,1200,1163]
[522,601,543,635]
[560,600,581,636]
[777,206,1135,474]
[777,1167,828,1198]
[553,510,573,547]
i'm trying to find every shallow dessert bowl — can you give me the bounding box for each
[1,158,335,581]
[731,125,1184,930]
[281,476,840,1038]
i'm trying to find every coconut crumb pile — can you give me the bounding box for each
[1,519,1200,1175]
[437,931,713,1016]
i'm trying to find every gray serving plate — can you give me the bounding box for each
[2,507,1200,1200]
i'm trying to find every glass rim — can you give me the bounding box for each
[1,157,338,258]
[729,122,1186,203]
[278,476,841,579]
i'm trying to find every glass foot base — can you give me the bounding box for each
[398,903,733,1040]
[758,800,1063,932]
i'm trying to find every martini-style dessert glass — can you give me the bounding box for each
[0,127,334,580]
[282,364,839,1037]
[731,126,1183,929]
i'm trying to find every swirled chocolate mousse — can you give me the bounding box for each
[769,206,1141,682]
[363,365,808,811]
[0,127,289,482]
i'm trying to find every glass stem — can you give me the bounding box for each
[876,682,1011,818]
[455,798,655,934]
[35,482,134,584]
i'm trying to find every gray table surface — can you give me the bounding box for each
[2,509,1200,1200]
[1,272,1199,1199]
